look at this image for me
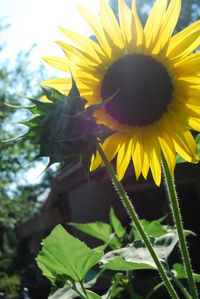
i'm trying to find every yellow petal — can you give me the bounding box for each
[175,76,200,85]
[117,137,133,180]
[43,56,70,73]
[177,102,200,118]
[102,133,121,163]
[41,95,52,103]
[41,77,72,89]
[142,150,149,180]
[174,83,200,100]
[167,19,200,62]
[144,0,167,50]
[188,117,200,132]
[132,129,143,180]
[99,0,124,50]
[41,77,91,93]
[174,130,199,164]
[118,0,136,52]
[132,0,144,50]
[165,114,199,163]
[156,121,176,177]
[153,0,181,55]
[59,26,106,64]
[77,3,112,58]
[90,151,102,171]
[149,132,161,186]
[56,40,101,67]
[173,56,200,76]
[141,127,150,179]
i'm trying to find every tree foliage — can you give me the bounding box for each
[0,20,53,297]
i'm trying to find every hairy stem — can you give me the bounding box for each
[162,154,198,299]
[96,143,179,299]
[172,276,191,299]
[144,281,165,299]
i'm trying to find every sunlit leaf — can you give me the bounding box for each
[172,263,200,282]
[69,222,112,243]
[36,225,103,283]
[86,290,102,299]
[132,219,167,240]
[110,207,126,239]
[48,285,78,299]
[101,232,179,271]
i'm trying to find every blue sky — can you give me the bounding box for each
[1,0,99,70]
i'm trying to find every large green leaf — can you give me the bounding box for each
[69,222,120,249]
[36,225,103,283]
[101,253,156,271]
[69,222,112,243]
[132,218,167,240]
[110,208,126,239]
[132,218,194,240]
[49,286,102,299]
[48,286,78,299]
[172,263,200,282]
[48,270,100,299]
[86,290,102,299]
[101,232,179,271]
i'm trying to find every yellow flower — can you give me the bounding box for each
[42,0,200,186]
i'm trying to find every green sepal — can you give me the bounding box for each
[7,76,115,174]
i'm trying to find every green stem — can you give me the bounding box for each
[96,143,179,299]
[172,276,191,299]
[127,271,135,299]
[144,281,165,299]
[68,281,85,299]
[162,154,198,299]
[144,277,191,299]
[79,280,89,299]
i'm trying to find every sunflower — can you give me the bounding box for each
[42,0,200,186]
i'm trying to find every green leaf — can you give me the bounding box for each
[176,154,186,164]
[48,285,78,299]
[103,273,124,299]
[109,273,124,299]
[172,263,200,283]
[48,270,99,299]
[110,208,126,239]
[101,254,156,271]
[132,219,167,240]
[86,290,102,299]
[69,221,121,249]
[132,218,194,240]
[196,134,200,155]
[36,225,103,283]
[101,232,179,271]
[69,222,112,243]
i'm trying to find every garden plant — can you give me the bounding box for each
[4,0,200,298]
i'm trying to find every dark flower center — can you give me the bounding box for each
[101,54,173,126]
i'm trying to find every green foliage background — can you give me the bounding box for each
[0,20,54,297]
